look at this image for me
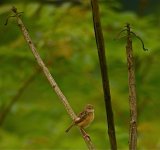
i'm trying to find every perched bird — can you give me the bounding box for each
[65,104,94,132]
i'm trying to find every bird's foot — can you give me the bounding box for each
[83,133,90,140]
[80,128,90,140]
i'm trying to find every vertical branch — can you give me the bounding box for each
[9,7,95,150]
[90,0,117,150]
[116,23,147,150]
[126,23,137,150]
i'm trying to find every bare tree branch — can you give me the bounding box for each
[125,23,137,150]
[90,0,117,150]
[9,6,95,150]
[0,69,38,126]
[0,61,52,126]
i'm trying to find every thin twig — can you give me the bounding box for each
[0,69,38,126]
[126,23,137,150]
[130,32,148,51]
[4,12,23,25]
[90,1,117,150]
[115,24,148,51]
[115,29,127,40]
[0,62,51,126]
[9,6,95,150]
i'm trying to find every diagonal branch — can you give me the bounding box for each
[0,61,52,126]
[9,6,95,150]
[0,69,38,126]
[10,6,77,120]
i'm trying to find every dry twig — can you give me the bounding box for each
[116,23,148,150]
[0,69,38,126]
[8,6,95,150]
[125,23,138,150]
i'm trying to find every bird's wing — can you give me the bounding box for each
[75,111,88,124]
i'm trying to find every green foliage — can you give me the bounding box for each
[0,1,160,149]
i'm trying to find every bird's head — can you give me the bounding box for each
[85,104,94,113]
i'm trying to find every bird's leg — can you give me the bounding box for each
[80,128,90,140]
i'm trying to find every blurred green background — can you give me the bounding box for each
[0,0,160,149]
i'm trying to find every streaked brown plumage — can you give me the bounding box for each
[65,104,94,132]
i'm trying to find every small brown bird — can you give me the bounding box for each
[65,104,94,132]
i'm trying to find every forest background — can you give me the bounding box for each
[0,0,160,149]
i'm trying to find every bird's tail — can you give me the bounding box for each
[65,124,74,132]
